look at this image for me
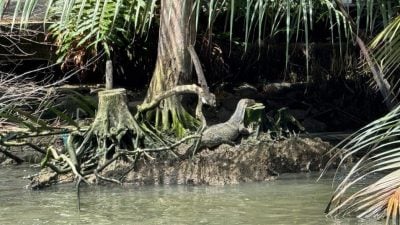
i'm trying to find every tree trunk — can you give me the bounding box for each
[144,0,197,136]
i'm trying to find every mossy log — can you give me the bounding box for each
[244,103,265,138]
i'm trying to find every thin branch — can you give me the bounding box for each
[187,45,211,93]
[94,169,122,185]
[48,146,89,184]
[137,84,211,113]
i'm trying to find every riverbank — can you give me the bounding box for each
[1,80,372,188]
[26,135,334,189]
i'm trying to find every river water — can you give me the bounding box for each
[0,166,383,225]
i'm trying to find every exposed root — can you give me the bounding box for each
[35,89,202,188]
[76,176,82,210]
[47,146,89,184]
[95,169,122,185]
[137,84,215,130]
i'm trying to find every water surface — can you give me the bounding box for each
[0,166,383,225]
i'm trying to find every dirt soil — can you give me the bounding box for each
[0,145,43,166]
[28,136,333,189]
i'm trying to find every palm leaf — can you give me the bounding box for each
[369,15,400,98]
[0,110,38,132]
[321,104,400,221]
[61,90,97,116]
[12,108,50,130]
[1,0,397,83]
[47,106,80,128]
[41,0,156,65]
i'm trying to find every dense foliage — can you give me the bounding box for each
[45,0,156,69]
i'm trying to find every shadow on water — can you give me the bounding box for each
[0,166,383,225]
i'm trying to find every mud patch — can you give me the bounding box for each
[29,137,332,188]
[118,137,331,185]
[0,146,43,165]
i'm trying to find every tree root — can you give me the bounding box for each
[18,86,213,211]
[137,84,215,127]
[95,169,122,185]
[41,89,201,188]
[47,146,89,184]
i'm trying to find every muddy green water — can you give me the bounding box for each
[0,166,382,225]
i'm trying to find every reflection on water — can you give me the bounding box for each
[0,166,383,225]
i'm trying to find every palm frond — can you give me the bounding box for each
[322,104,400,221]
[369,15,400,98]
[386,187,400,225]
[1,0,398,81]
[47,0,156,65]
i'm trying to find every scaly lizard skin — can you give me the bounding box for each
[200,99,255,148]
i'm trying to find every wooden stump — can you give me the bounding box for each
[91,88,142,142]
[68,88,149,178]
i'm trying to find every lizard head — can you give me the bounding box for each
[228,99,257,124]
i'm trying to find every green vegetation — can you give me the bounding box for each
[2,0,400,223]
[46,0,155,68]
[321,13,400,224]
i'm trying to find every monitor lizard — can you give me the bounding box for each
[200,98,256,149]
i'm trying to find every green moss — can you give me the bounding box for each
[244,103,265,126]
[145,96,200,137]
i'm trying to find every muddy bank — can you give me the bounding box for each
[29,136,333,189]
[0,145,42,166]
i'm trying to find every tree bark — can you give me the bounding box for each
[144,0,198,136]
